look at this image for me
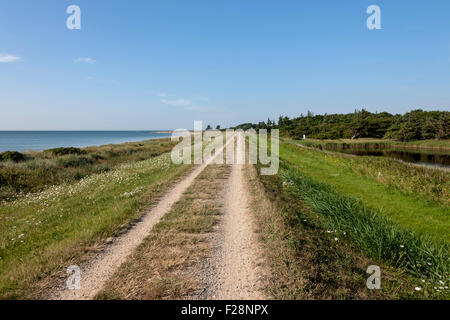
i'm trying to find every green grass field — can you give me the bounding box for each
[274,141,449,297]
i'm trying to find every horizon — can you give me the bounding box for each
[0,107,447,131]
[1,0,450,130]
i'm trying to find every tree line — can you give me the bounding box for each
[233,109,449,141]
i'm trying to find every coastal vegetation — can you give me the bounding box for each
[252,138,449,299]
[248,164,423,299]
[0,139,178,202]
[283,141,449,205]
[0,140,192,299]
[0,151,25,163]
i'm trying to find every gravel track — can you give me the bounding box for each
[200,132,265,300]
[51,136,235,300]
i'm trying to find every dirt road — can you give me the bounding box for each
[52,133,264,300]
[52,135,235,300]
[201,132,265,299]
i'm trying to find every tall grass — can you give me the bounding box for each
[0,152,191,298]
[0,139,177,201]
[281,168,449,287]
[343,155,449,206]
[283,141,449,206]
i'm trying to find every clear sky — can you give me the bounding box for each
[1,0,449,130]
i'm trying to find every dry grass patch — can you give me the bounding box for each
[96,164,230,300]
[244,165,304,299]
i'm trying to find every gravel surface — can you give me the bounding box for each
[197,132,265,300]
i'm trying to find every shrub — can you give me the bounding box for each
[55,155,93,168]
[47,147,86,156]
[94,163,111,173]
[89,153,104,161]
[0,151,25,163]
[104,150,119,158]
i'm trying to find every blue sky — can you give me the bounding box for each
[1,0,449,130]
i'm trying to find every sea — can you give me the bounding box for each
[0,131,172,152]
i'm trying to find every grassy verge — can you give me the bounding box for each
[268,142,449,298]
[246,134,449,298]
[0,138,178,201]
[96,164,230,299]
[280,143,449,240]
[285,141,449,206]
[247,164,426,299]
[282,169,448,293]
[0,153,192,299]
